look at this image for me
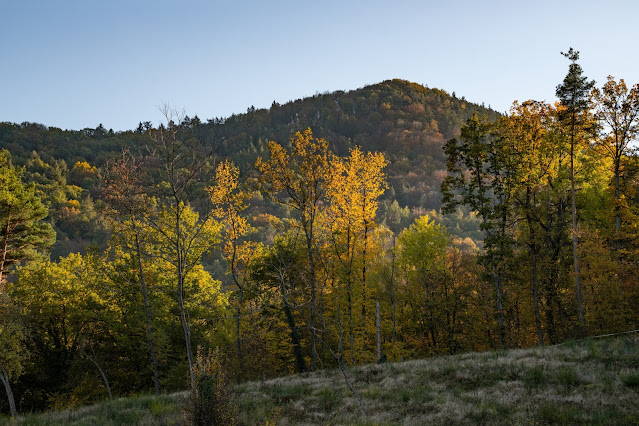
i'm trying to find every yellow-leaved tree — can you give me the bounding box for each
[256,128,335,371]
[326,147,387,363]
[209,159,262,378]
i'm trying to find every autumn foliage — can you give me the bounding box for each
[2,63,639,417]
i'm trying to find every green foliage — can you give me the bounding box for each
[556,366,582,389]
[398,215,449,270]
[0,150,55,284]
[523,366,547,390]
[0,294,23,381]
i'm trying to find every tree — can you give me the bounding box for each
[556,48,595,330]
[397,216,449,352]
[499,101,556,345]
[250,233,308,374]
[143,106,221,389]
[256,128,335,371]
[209,159,261,378]
[0,149,55,287]
[326,147,387,362]
[101,150,162,394]
[441,114,513,348]
[591,76,639,234]
[10,253,113,407]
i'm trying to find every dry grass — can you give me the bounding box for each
[5,336,639,425]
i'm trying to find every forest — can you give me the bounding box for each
[1,49,639,419]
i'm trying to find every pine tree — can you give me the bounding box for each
[0,149,55,287]
[556,48,595,331]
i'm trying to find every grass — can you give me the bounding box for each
[3,393,186,425]
[4,335,639,425]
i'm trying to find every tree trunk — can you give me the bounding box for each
[375,300,382,362]
[531,241,543,346]
[490,250,507,349]
[390,236,397,343]
[0,218,10,288]
[134,232,161,395]
[303,217,318,371]
[361,221,368,328]
[282,298,306,373]
[178,281,195,388]
[235,304,244,380]
[0,369,16,418]
[84,347,113,400]
[526,188,544,346]
[614,157,621,233]
[176,209,195,389]
[332,302,365,419]
[347,276,354,365]
[229,242,246,381]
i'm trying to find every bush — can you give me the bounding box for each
[523,366,546,390]
[556,366,582,389]
[621,372,639,389]
[186,347,237,426]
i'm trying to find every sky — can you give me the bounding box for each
[2,0,638,131]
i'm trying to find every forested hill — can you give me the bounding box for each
[1,79,499,212]
[208,79,500,211]
[0,80,496,257]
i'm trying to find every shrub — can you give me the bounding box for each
[556,366,581,388]
[621,372,639,389]
[186,347,237,426]
[523,366,546,390]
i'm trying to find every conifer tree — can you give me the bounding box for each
[0,149,55,287]
[556,48,595,330]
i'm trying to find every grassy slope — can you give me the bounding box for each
[5,336,639,425]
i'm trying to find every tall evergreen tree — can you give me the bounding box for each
[555,48,595,330]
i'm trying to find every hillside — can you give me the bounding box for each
[205,79,500,211]
[0,79,498,228]
[8,335,639,425]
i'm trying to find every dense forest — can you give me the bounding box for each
[2,51,639,419]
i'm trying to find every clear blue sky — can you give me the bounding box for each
[2,0,638,131]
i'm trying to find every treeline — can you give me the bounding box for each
[2,54,639,417]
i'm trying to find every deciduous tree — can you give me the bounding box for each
[256,128,335,371]
[591,76,639,234]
